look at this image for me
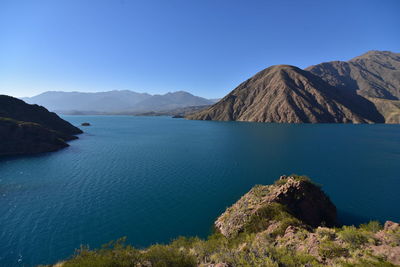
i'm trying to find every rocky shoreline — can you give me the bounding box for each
[41,175,400,267]
[0,95,82,157]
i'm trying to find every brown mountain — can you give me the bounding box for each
[188,51,399,123]
[306,51,400,100]
[306,50,400,123]
[187,65,384,123]
[0,95,82,156]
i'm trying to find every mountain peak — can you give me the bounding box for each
[188,50,398,123]
[350,50,400,62]
[23,90,213,114]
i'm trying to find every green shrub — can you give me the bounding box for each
[61,237,197,267]
[252,185,269,198]
[230,250,278,267]
[268,246,320,267]
[318,241,349,259]
[144,244,196,267]
[243,203,300,235]
[316,227,337,240]
[359,221,383,233]
[170,236,200,249]
[63,244,141,267]
[341,257,397,267]
[338,226,370,248]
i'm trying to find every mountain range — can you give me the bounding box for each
[22,90,216,115]
[188,50,400,123]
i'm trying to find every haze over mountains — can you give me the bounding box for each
[22,90,216,115]
[188,50,400,123]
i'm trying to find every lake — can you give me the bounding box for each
[1,116,399,266]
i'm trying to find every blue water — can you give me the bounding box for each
[0,116,399,266]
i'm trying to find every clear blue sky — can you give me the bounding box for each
[1,0,399,98]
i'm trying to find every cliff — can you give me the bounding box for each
[0,95,82,156]
[187,51,399,123]
[215,175,337,238]
[43,175,400,267]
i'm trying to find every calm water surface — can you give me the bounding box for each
[0,116,399,266]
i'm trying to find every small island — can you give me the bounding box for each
[42,175,400,267]
[172,115,184,118]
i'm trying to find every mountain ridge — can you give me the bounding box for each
[188,50,399,123]
[22,90,216,114]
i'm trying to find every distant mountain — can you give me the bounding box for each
[132,91,213,112]
[22,90,215,114]
[134,105,211,117]
[0,95,82,156]
[188,51,399,123]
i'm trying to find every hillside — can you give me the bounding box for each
[188,51,399,123]
[42,175,400,267]
[187,65,384,123]
[0,95,82,156]
[23,90,215,114]
[307,51,400,100]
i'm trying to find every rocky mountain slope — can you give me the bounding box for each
[23,90,215,114]
[43,175,400,267]
[307,50,400,100]
[188,51,399,123]
[0,95,82,156]
[215,175,337,238]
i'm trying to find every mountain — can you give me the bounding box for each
[22,90,152,113]
[22,90,215,114]
[0,95,82,156]
[306,50,400,123]
[188,51,399,123]
[131,91,214,112]
[187,65,384,123]
[306,50,400,100]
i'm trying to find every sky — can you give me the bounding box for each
[0,0,399,98]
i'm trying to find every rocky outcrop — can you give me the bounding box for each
[215,175,337,238]
[213,175,400,266]
[45,175,400,267]
[0,95,82,156]
[188,51,399,123]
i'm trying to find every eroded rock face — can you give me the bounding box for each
[269,177,337,228]
[215,175,337,238]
